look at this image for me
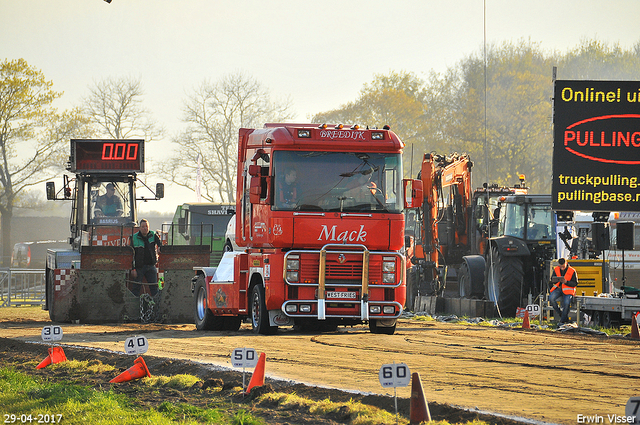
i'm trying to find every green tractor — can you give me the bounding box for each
[461,194,557,316]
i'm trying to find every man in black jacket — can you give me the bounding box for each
[131,219,161,296]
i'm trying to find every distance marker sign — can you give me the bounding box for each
[378,363,411,388]
[553,80,640,212]
[231,348,258,369]
[124,336,149,355]
[41,325,63,342]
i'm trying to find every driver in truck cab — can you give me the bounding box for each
[277,168,299,208]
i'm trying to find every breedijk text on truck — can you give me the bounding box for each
[192,123,422,335]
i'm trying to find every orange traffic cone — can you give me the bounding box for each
[109,356,151,383]
[409,372,431,424]
[522,310,530,329]
[36,346,67,369]
[244,352,266,394]
[631,313,640,340]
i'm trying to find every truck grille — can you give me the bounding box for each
[298,252,383,284]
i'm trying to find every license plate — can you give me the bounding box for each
[326,291,357,299]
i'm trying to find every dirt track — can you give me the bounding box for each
[1,307,639,425]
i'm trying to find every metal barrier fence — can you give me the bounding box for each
[0,268,46,307]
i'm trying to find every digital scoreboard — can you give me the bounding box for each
[69,139,144,173]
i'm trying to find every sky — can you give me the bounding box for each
[2,0,640,214]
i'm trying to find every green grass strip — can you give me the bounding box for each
[0,367,257,424]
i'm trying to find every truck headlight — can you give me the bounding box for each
[300,304,311,313]
[285,304,298,313]
[382,259,396,272]
[383,272,395,283]
[286,257,300,270]
[383,306,395,314]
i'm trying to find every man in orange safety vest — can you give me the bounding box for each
[549,258,579,325]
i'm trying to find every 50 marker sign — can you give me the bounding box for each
[231,348,258,369]
[378,363,411,388]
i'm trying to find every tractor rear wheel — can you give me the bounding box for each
[485,246,524,317]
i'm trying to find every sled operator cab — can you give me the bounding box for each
[46,139,164,249]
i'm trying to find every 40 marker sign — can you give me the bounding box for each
[124,335,149,355]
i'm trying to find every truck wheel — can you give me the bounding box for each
[251,284,277,335]
[194,276,219,331]
[485,246,524,317]
[459,255,485,299]
[369,319,396,335]
[592,310,602,327]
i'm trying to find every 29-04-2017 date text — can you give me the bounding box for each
[4,414,62,424]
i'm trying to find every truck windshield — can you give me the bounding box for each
[272,151,402,213]
[500,202,555,240]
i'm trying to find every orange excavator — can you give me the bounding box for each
[405,151,529,311]
[406,152,473,301]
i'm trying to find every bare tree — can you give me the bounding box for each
[0,59,90,265]
[167,73,294,202]
[82,76,163,141]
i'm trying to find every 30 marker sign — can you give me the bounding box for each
[41,325,63,342]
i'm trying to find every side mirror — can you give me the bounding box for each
[249,175,261,203]
[248,164,261,177]
[403,179,423,209]
[155,183,164,199]
[46,182,56,200]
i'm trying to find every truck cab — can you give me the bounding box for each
[194,124,422,335]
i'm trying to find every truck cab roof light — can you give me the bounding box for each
[297,129,311,138]
[350,124,359,130]
[318,123,327,129]
[335,124,344,129]
[371,132,384,140]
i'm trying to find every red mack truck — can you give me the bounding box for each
[193,123,422,335]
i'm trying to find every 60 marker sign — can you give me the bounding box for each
[378,363,411,388]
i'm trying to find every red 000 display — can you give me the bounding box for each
[71,139,144,172]
[102,143,138,161]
